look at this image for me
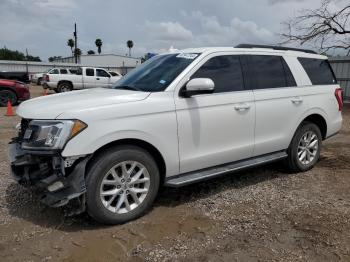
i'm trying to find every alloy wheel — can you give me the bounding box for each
[297,130,319,165]
[99,161,150,214]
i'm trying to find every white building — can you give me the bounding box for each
[0,54,141,75]
[54,54,141,74]
[56,54,141,68]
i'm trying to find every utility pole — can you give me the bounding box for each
[25,48,29,74]
[74,23,78,63]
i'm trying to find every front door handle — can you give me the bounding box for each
[234,103,251,111]
[96,78,100,80]
[291,97,303,104]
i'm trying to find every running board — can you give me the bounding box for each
[165,151,287,188]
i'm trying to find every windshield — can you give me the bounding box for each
[112,53,200,92]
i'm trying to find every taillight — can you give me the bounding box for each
[45,74,50,82]
[335,88,343,112]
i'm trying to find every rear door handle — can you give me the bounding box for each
[234,103,251,111]
[96,78,100,80]
[291,97,303,104]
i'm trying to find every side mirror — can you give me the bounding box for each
[180,78,215,97]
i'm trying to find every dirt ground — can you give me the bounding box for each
[0,85,349,262]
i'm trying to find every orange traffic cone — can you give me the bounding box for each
[5,101,15,117]
[43,88,48,96]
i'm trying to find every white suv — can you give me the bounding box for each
[9,45,343,224]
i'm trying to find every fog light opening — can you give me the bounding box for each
[47,181,64,192]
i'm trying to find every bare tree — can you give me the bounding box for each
[281,0,350,55]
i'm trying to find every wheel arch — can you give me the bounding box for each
[57,80,73,88]
[86,138,167,185]
[302,114,327,139]
[292,113,327,143]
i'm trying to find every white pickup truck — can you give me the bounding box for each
[45,67,122,92]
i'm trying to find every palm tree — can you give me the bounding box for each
[95,39,102,54]
[74,48,82,58]
[67,39,74,56]
[127,40,134,57]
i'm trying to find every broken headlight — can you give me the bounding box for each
[21,120,87,150]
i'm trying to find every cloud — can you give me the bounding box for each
[174,11,275,47]
[0,0,329,59]
[267,0,304,5]
[0,0,78,58]
[145,21,193,42]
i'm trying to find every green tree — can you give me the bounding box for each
[87,50,95,55]
[48,56,62,62]
[67,38,75,56]
[74,48,82,57]
[95,38,102,54]
[26,55,41,62]
[0,47,41,61]
[127,40,134,56]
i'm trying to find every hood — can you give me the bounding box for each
[16,88,150,119]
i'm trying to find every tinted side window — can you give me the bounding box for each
[97,69,110,77]
[50,69,59,74]
[191,55,244,93]
[60,69,68,74]
[298,58,336,85]
[86,68,95,76]
[249,55,287,89]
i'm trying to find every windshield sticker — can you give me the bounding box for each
[159,80,166,84]
[176,53,198,60]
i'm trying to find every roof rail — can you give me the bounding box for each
[235,44,317,54]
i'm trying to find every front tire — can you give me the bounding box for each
[86,146,160,224]
[0,90,17,106]
[285,122,322,172]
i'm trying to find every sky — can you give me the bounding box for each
[0,0,346,61]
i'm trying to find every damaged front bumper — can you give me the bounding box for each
[9,141,90,208]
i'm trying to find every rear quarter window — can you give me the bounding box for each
[246,55,296,89]
[298,57,336,85]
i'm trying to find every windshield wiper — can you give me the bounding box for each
[114,85,142,92]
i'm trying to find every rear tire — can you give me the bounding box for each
[285,122,322,172]
[57,82,72,93]
[37,77,42,86]
[0,90,17,106]
[86,145,160,224]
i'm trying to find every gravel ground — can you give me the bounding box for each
[0,85,349,261]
